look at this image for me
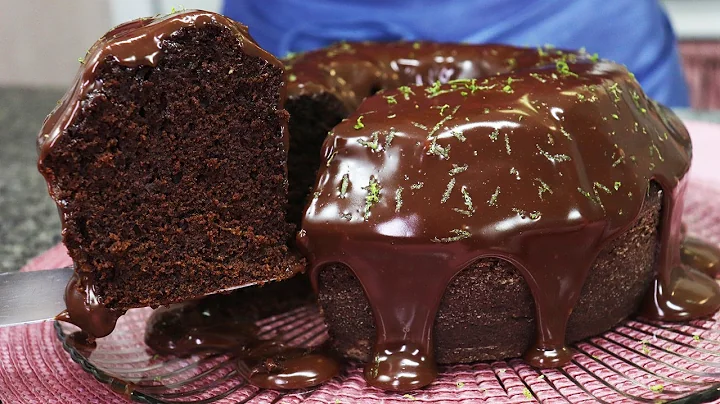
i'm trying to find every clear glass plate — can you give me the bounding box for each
[56,302,720,403]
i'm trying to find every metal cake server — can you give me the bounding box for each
[0,267,264,327]
[0,267,73,327]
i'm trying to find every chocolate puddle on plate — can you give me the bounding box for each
[143,275,340,390]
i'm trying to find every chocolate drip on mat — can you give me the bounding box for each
[680,236,720,279]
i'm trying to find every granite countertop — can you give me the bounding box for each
[0,86,719,273]
[0,87,63,273]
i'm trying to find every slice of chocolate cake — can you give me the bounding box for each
[38,10,304,337]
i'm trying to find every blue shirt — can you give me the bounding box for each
[224,0,689,107]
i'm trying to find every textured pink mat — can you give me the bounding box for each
[2,120,720,403]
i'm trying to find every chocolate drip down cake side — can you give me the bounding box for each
[37,10,720,393]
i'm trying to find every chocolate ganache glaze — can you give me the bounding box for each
[297,47,720,390]
[283,42,585,111]
[681,236,720,279]
[37,10,285,338]
[283,43,605,226]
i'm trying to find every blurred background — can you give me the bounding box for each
[1,0,720,109]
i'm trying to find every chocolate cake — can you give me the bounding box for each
[39,14,720,392]
[294,43,720,390]
[38,10,303,337]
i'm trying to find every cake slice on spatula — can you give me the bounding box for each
[37,10,304,337]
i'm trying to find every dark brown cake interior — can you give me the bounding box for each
[317,184,662,363]
[40,24,300,309]
[285,93,347,226]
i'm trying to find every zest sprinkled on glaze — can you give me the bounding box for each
[296,45,720,391]
[284,42,588,112]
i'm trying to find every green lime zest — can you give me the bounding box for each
[362,176,381,219]
[354,115,365,130]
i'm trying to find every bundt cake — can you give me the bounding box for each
[294,42,720,390]
[38,10,304,337]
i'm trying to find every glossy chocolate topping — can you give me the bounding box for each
[144,277,339,390]
[296,44,720,391]
[680,236,720,279]
[55,272,124,338]
[286,42,564,110]
[37,10,286,338]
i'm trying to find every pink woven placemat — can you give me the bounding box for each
[2,120,720,404]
